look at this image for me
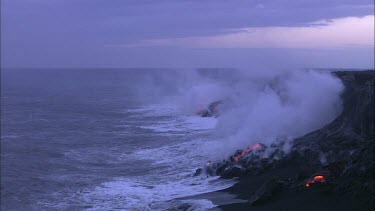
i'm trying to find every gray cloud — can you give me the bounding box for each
[1,0,374,67]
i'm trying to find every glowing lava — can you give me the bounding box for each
[232,143,261,162]
[305,175,326,187]
[207,161,212,166]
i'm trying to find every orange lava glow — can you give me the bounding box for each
[232,143,261,162]
[207,161,212,165]
[305,175,326,187]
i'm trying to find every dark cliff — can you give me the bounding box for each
[213,70,374,211]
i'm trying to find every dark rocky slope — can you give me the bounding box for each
[209,70,374,211]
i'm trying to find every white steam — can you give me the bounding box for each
[176,69,344,158]
[130,68,344,159]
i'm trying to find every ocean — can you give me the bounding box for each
[1,68,235,210]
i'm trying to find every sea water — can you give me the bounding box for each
[1,68,234,210]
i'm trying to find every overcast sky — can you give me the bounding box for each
[1,0,374,68]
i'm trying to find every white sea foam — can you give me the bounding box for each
[126,104,179,117]
[138,116,217,133]
[80,104,232,210]
[82,175,234,210]
[126,104,217,133]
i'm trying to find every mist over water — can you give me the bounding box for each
[1,68,345,210]
[147,69,345,159]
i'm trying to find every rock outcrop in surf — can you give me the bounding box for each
[197,100,222,117]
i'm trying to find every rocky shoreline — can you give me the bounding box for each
[204,70,374,211]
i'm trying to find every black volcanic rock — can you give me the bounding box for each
[198,100,222,117]
[215,70,374,211]
[220,166,243,179]
[177,203,191,211]
[193,168,203,176]
[248,179,281,206]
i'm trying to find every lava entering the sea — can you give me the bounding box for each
[305,175,326,187]
[231,143,261,162]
